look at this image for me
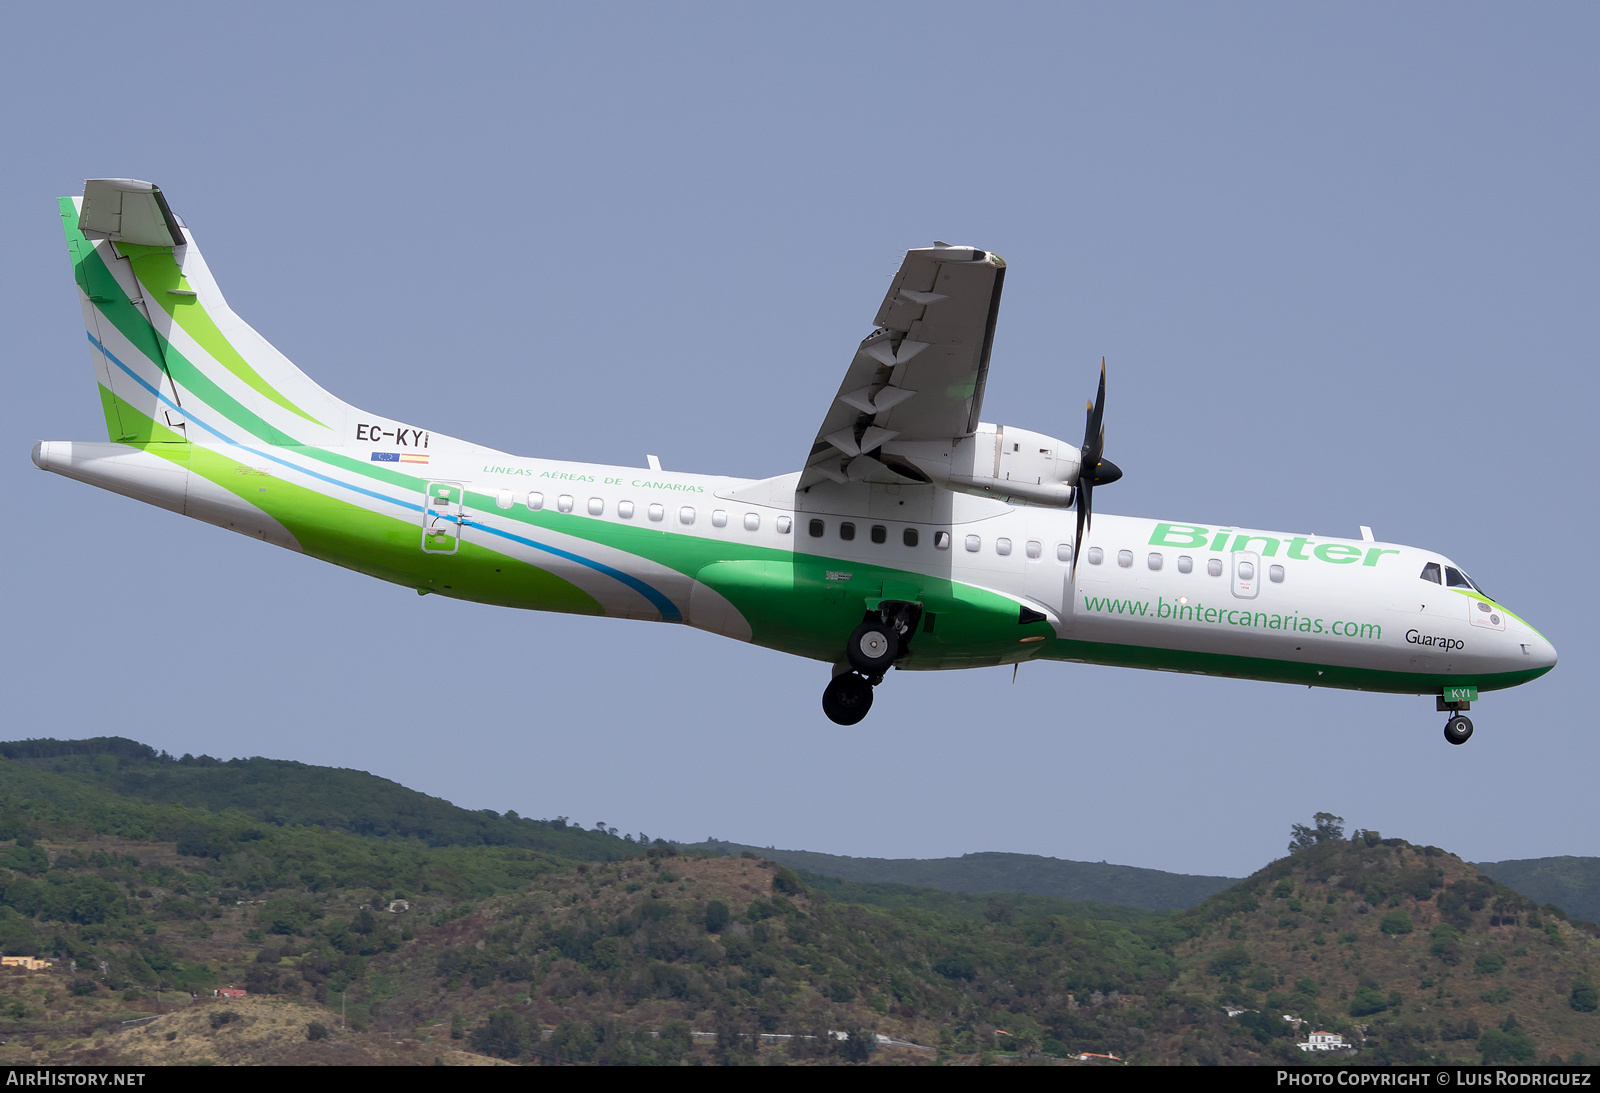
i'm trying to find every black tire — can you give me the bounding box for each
[1444,715,1474,745]
[846,621,897,675]
[822,673,874,726]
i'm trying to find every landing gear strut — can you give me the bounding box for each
[1438,697,1474,745]
[822,601,922,725]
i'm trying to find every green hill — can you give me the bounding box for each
[791,871,1164,926]
[0,737,629,858]
[1476,857,1600,927]
[1163,831,1600,1064]
[689,840,1236,911]
[0,737,1595,1066]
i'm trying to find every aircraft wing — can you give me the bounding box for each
[801,244,1006,487]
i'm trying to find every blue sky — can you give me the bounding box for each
[3,4,1595,877]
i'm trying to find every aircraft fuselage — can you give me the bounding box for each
[33,435,1556,696]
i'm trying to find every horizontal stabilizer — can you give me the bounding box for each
[78,179,186,247]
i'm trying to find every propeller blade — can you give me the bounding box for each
[1070,359,1112,582]
[1086,360,1106,446]
[1070,478,1092,581]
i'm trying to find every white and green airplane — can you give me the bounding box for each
[35,179,1556,742]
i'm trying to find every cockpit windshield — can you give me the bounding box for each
[1445,566,1491,601]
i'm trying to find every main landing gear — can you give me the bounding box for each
[1438,697,1473,745]
[822,671,874,726]
[822,602,921,725]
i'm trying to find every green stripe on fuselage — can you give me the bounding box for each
[109,400,600,616]
[1040,636,1551,694]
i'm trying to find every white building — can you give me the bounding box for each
[1298,1031,1346,1051]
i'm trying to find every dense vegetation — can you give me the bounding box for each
[1477,857,1600,927]
[0,740,1594,1065]
[1159,817,1599,1063]
[690,840,1235,911]
[0,737,632,857]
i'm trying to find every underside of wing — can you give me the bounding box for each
[801,245,1005,488]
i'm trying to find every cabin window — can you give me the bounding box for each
[1238,560,1256,581]
[1420,562,1442,584]
[995,538,1012,556]
[711,509,728,528]
[1269,564,1285,583]
[1025,540,1042,559]
[840,522,856,541]
[495,489,514,510]
[527,492,545,511]
[648,503,665,522]
[1087,547,1103,565]
[1147,553,1163,570]
[903,528,919,547]
[618,501,635,519]
[809,519,825,538]
[870,524,887,544]
[744,512,760,531]
[1207,558,1223,577]
[1177,555,1193,573]
[1117,550,1133,568]
[679,506,696,525]
[934,531,951,550]
[965,535,981,552]
[776,516,792,534]
[557,494,574,513]
[1056,543,1073,564]
[587,497,604,516]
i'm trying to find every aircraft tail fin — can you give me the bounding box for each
[62,179,351,448]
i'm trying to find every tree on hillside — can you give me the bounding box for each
[471,1009,525,1060]
[1288,813,1345,853]
[1478,1014,1536,1064]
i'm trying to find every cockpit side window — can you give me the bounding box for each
[1420,562,1442,584]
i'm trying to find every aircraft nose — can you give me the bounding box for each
[1521,629,1557,672]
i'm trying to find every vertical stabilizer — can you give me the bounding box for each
[63,179,352,450]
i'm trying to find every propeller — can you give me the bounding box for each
[1070,359,1123,580]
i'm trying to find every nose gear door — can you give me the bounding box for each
[422,482,464,554]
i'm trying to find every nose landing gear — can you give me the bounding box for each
[822,601,921,725]
[1437,696,1474,745]
[1443,715,1474,745]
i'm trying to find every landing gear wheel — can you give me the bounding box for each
[1443,715,1474,745]
[822,673,874,726]
[847,621,897,675]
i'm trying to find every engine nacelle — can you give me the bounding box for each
[881,424,1081,507]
